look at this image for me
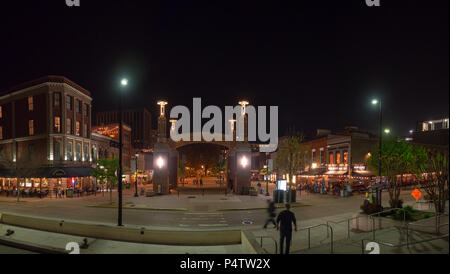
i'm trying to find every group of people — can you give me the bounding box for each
[263,200,298,254]
[191,177,203,186]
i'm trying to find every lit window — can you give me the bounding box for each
[329,152,334,164]
[0,126,3,139]
[66,118,72,134]
[54,116,61,133]
[344,151,348,164]
[336,152,341,165]
[29,120,34,135]
[0,106,2,118]
[28,96,34,111]
[67,142,73,160]
[76,121,80,136]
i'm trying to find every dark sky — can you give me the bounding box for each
[1,0,448,137]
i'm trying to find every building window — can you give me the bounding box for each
[28,96,34,111]
[54,116,61,133]
[28,144,34,161]
[76,121,80,136]
[320,149,324,165]
[83,124,87,138]
[54,141,61,161]
[336,152,341,165]
[54,93,61,107]
[67,142,73,160]
[83,145,88,161]
[343,151,348,164]
[83,104,88,116]
[76,143,81,161]
[0,106,2,118]
[66,95,72,110]
[75,99,82,114]
[0,126,2,140]
[329,152,334,164]
[29,120,34,135]
[66,118,72,134]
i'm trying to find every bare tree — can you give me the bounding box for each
[275,133,309,203]
[0,158,40,202]
[419,150,449,214]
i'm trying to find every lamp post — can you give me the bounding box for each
[265,152,270,196]
[134,153,139,197]
[371,99,382,179]
[118,78,127,226]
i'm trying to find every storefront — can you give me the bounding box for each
[0,166,95,198]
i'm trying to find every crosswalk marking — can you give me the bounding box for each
[178,212,229,227]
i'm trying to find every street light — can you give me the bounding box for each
[240,156,248,168]
[156,156,165,169]
[371,98,382,184]
[384,128,390,134]
[117,77,128,226]
[134,153,139,197]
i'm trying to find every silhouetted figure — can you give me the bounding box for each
[263,200,276,229]
[276,203,297,254]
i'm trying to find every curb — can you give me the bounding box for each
[0,236,68,254]
[86,205,188,211]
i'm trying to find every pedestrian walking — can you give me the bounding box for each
[263,199,276,229]
[276,203,297,254]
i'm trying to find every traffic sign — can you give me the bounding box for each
[411,188,422,200]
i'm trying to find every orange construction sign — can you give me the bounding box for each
[411,188,422,200]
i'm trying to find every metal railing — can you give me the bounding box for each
[256,235,278,254]
[361,234,449,254]
[295,223,334,253]
[369,207,406,240]
[326,208,405,241]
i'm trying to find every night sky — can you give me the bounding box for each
[1,0,448,138]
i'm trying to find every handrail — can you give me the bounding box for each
[295,223,334,253]
[326,208,405,240]
[256,235,278,254]
[361,234,449,254]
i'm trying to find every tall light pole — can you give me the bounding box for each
[371,99,382,180]
[118,78,128,226]
[134,153,139,197]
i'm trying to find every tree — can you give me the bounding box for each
[275,133,309,203]
[0,157,40,202]
[417,149,449,214]
[92,157,119,203]
[368,139,424,208]
[92,159,108,197]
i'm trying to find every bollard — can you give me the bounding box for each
[347,219,351,239]
[308,228,311,249]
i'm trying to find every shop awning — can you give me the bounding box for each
[302,167,327,176]
[352,170,375,177]
[324,170,348,175]
[0,166,94,178]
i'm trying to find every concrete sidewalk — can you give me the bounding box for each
[0,223,246,254]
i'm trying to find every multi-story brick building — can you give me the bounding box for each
[96,108,152,149]
[91,123,133,183]
[0,76,94,195]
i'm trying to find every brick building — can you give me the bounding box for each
[0,76,95,195]
[96,108,152,149]
[91,123,133,183]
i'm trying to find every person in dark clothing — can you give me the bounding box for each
[276,203,297,254]
[263,200,277,228]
